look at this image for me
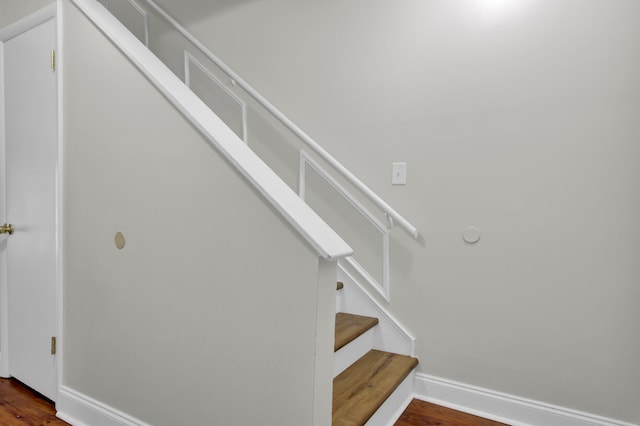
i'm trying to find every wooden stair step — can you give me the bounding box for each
[333,349,418,426]
[334,313,379,352]
[336,281,344,290]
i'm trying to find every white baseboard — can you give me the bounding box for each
[0,353,8,378]
[57,386,151,426]
[414,374,638,426]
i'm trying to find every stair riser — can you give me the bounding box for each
[365,369,415,426]
[333,327,375,378]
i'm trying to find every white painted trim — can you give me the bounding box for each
[70,0,352,261]
[366,369,415,426]
[382,390,415,426]
[311,258,337,426]
[104,0,148,46]
[413,374,639,426]
[301,151,391,300]
[0,32,8,379]
[184,51,248,144]
[55,0,65,399]
[300,151,386,233]
[382,230,390,299]
[344,256,389,302]
[57,386,153,426]
[135,0,419,240]
[127,0,149,47]
[338,266,415,356]
[0,4,57,41]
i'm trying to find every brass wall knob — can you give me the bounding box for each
[1,224,14,235]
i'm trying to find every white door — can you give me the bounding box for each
[2,18,58,401]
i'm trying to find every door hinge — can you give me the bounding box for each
[51,336,57,355]
[50,49,56,70]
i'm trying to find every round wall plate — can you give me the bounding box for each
[462,226,481,244]
[115,232,126,249]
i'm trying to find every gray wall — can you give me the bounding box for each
[61,1,334,424]
[0,0,54,28]
[151,0,640,423]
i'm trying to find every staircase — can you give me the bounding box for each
[333,282,419,426]
[78,1,420,423]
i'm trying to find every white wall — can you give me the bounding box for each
[149,0,640,423]
[60,1,335,424]
[0,0,55,28]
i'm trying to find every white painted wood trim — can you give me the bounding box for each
[135,0,419,240]
[0,4,57,41]
[344,256,389,302]
[300,151,387,233]
[126,0,149,47]
[0,33,8,379]
[300,151,391,299]
[365,369,415,426]
[69,0,352,261]
[184,50,248,144]
[338,266,416,356]
[382,230,390,299]
[413,374,639,426]
[57,386,153,426]
[104,0,149,47]
[55,0,65,399]
[312,258,338,426]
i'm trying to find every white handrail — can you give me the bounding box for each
[72,0,353,261]
[140,0,419,240]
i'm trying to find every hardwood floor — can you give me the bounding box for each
[0,378,68,425]
[395,399,509,426]
[0,377,505,426]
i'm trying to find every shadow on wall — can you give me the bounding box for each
[151,0,258,27]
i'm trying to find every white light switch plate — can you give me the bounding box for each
[392,162,406,185]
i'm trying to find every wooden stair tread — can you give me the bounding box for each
[333,350,418,426]
[334,313,379,352]
[336,281,344,290]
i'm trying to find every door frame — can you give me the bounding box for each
[0,2,63,399]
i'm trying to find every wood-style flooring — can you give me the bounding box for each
[0,377,506,425]
[0,378,68,425]
[395,398,509,426]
